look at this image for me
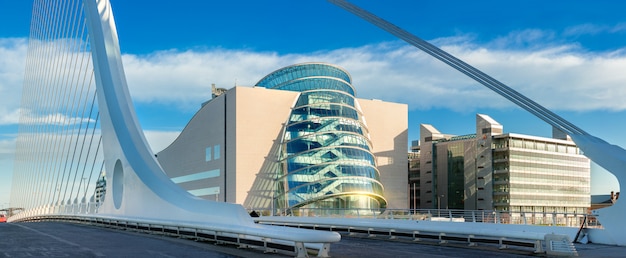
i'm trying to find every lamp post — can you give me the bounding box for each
[413,183,416,213]
[438,194,445,217]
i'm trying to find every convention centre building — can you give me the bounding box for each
[156,63,408,214]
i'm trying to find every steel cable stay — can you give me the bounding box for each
[66,74,97,204]
[20,0,54,208]
[80,113,103,202]
[12,0,103,211]
[55,0,94,207]
[61,11,93,205]
[52,0,84,206]
[24,0,51,207]
[30,0,65,208]
[40,0,68,207]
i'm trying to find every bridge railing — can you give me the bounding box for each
[12,205,601,229]
[10,203,341,257]
[255,214,580,256]
[247,207,600,228]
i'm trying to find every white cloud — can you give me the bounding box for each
[0,38,99,126]
[121,49,287,110]
[564,23,626,37]
[563,24,607,37]
[3,33,626,121]
[121,38,626,113]
[0,137,16,157]
[1,108,95,126]
[0,38,27,126]
[143,130,180,153]
[0,108,20,125]
[23,109,95,126]
[489,29,557,49]
[610,23,626,33]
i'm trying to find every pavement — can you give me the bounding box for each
[1,222,624,257]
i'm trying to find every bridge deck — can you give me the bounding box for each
[1,222,623,257]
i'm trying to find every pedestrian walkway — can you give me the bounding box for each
[1,222,624,257]
[0,222,274,257]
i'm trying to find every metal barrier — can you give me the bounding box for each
[248,207,599,228]
[255,216,579,256]
[9,204,340,258]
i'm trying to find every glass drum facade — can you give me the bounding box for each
[256,63,387,212]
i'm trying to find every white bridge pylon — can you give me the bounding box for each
[83,0,251,226]
[81,0,341,253]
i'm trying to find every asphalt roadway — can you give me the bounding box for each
[0,222,624,257]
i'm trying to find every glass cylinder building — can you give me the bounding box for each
[256,63,387,211]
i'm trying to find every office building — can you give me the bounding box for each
[414,114,590,213]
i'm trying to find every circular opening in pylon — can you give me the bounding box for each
[112,159,124,209]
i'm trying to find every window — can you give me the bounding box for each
[171,170,220,184]
[536,142,545,151]
[207,145,221,161]
[205,147,212,162]
[213,145,221,160]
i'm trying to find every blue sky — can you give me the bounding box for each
[1,0,625,208]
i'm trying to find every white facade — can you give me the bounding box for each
[157,86,409,210]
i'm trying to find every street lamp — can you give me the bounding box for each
[438,195,444,209]
[438,194,444,217]
[412,183,416,213]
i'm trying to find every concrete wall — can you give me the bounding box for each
[357,99,409,209]
[157,93,226,201]
[158,86,299,205]
[232,87,299,206]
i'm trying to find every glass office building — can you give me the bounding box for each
[492,134,590,214]
[415,114,590,213]
[256,63,387,211]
